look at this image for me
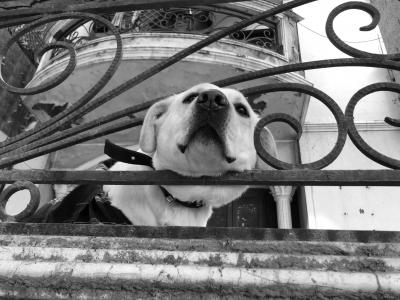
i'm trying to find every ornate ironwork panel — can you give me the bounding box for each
[0,0,399,222]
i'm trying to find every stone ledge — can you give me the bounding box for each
[1,224,400,298]
[1,223,400,243]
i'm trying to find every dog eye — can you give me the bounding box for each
[182,93,198,104]
[235,104,249,117]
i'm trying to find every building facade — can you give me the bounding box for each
[3,0,400,231]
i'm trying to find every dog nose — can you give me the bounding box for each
[197,89,228,110]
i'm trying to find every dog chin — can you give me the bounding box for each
[178,124,236,163]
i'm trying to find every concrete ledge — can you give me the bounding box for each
[1,224,400,299]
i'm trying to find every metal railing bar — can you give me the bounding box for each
[0,98,160,158]
[0,169,399,186]
[214,58,400,87]
[0,118,143,169]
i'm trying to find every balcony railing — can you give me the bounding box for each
[10,7,281,64]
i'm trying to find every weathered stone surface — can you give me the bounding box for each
[1,225,400,299]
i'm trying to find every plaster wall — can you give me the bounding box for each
[294,0,400,230]
[301,126,400,230]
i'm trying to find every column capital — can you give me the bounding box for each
[270,185,297,201]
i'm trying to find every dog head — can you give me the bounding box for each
[139,83,277,207]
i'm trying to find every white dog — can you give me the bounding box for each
[103,83,278,226]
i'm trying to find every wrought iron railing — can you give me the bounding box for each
[0,0,399,223]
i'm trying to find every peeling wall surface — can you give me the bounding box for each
[1,224,400,299]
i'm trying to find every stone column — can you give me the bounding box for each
[270,186,296,229]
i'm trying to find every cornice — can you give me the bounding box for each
[303,122,400,132]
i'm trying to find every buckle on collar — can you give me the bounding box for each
[161,186,204,209]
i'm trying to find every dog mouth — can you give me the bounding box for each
[177,125,236,163]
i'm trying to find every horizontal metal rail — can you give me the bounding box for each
[0,169,400,186]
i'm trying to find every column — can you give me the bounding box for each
[270,185,296,229]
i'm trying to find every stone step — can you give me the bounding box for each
[1,223,400,299]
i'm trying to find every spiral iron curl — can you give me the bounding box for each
[247,83,347,170]
[0,12,123,155]
[0,181,40,222]
[345,82,400,169]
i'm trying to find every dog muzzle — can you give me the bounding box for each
[177,89,236,163]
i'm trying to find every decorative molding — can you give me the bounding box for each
[303,121,400,132]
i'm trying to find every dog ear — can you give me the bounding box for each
[139,98,171,153]
[255,126,278,170]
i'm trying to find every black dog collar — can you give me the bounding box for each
[104,139,152,166]
[104,139,204,209]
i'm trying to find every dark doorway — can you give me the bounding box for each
[207,187,301,228]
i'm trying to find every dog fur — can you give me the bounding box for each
[103,83,277,226]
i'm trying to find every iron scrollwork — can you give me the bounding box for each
[0,181,40,222]
[214,1,400,170]
[0,0,400,220]
[247,83,347,170]
[345,82,400,169]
